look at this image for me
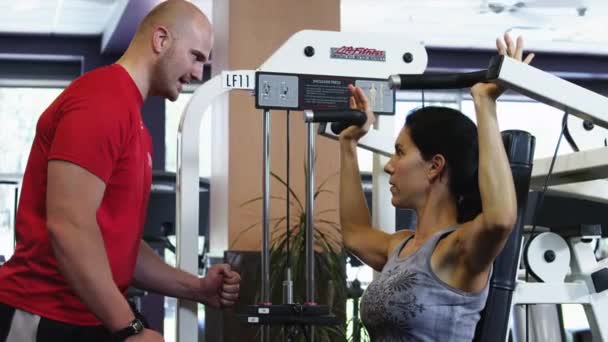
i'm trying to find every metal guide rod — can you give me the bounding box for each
[261,109,271,342]
[305,115,316,304]
[262,109,271,304]
[284,110,294,305]
[305,115,316,342]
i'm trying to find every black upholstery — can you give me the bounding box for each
[472,130,536,342]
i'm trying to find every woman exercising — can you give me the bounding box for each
[339,34,534,341]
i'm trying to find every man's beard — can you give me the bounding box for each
[152,52,179,101]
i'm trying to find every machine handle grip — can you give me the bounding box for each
[303,110,367,135]
[306,110,366,124]
[388,70,489,90]
[330,119,365,135]
[304,110,367,135]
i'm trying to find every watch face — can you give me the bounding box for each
[131,319,144,333]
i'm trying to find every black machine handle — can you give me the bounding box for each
[304,110,367,135]
[330,111,367,135]
[388,70,489,90]
[307,110,366,124]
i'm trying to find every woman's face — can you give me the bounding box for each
[383,127,433,208]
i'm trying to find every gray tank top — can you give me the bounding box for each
[360,226,489,342]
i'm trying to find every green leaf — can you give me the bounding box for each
[270,171,304,212]
[316,171,339,192]
[315,208,337,216]
[313,189,334,200]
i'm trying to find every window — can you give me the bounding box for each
[461,99,580,158]
[0,87,64,259]
[165,93,213,178]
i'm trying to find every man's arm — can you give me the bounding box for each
[132,243,241,308]
[132,242,200,301]
[46,160,134,332]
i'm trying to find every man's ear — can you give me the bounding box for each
[428,154,446,182]
[152,26,170,54]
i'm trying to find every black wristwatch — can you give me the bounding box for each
[111,318,144,341]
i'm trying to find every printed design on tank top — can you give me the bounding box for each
[361,266,426,339]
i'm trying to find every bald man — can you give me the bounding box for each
[0,1,240,341]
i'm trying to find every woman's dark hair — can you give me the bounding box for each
[405,106,480,222]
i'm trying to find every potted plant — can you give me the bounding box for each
[235,171,348,341]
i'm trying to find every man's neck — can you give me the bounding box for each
[116,52,150,101]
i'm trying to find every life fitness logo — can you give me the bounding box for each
[330,46,386,62]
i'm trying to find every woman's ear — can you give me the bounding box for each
[428,154,446,182]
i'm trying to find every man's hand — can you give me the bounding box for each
[125,329,164,342]
[197,264,241,308]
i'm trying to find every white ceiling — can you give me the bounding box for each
[342,0,608,54]
[0,0,119,35]
[0,0,212,36]
[1,0,608,55]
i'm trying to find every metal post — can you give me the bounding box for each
[283,268,293,304]
[283,110,294,306]
[305,120,315,303]
[305,120,315,342]
[262,109,271,342]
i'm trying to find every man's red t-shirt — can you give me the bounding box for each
[0,64,153,325]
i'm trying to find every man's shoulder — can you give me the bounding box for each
[77,64,122,83]
[64,66,132,110]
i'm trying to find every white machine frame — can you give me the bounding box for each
[174,30,427,342]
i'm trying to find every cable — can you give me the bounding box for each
[562,111,580,152]
[421,89,426,107]
[524,110,568,342]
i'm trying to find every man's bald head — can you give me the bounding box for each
[137,0,212,38]
[121,0,213,101]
